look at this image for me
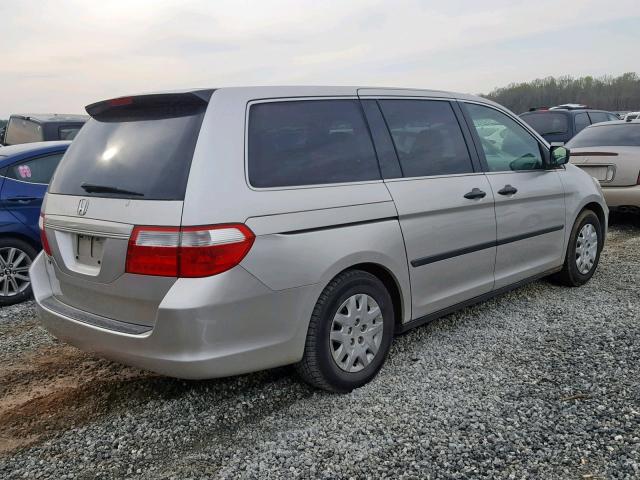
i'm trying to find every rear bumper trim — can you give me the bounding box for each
[40,296,152,335]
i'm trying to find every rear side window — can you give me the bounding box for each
[4,153,64,184]
[248,100,380,188]
[520,112,569,135]
[377,100,473,177]
[574,113,590,133]
[49,95,206,200]
[567,124,640,148]
[4,118,44,145]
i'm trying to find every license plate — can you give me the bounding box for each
[76,234,105,266]
[579,166,608,181]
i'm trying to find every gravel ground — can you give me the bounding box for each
[1,214,639,479]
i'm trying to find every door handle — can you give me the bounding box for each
[497,185,518,196]
[5,196,37,203]
[464,188,487,200]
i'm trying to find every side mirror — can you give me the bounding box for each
[549,144,569,168]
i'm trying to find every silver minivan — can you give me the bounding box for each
[31,87,607,392]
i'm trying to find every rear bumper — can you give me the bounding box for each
[601,185,640,208]
[31,253,318,379]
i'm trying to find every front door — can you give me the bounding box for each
[371,98,497,319]
[462,102,566,289]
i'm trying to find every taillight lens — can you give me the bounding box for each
[126,224,255,278]
[39,213,52,256]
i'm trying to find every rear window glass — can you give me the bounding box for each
[248,100,380,188]
[520,112,569,135]
[49,102,205,200]
[4,118,44,145]
[567,124,640,148]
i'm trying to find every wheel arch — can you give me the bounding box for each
[339,262,406,330]
[0,232,41,252]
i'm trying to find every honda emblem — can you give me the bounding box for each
[77,199,89,216]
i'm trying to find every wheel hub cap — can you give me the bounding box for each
[330,293,384,373]
[0,247,31,297]
[575,223,598,275]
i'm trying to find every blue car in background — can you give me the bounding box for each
[0,141,69,305]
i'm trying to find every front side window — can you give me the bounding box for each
[59,126,82,140]
[248,100,380,188]
[466,103,543,172]
[377,100,473,177]
[4,118,44,145]
[588,112,611,124]
[5,153,64,184]
[574,113,590,133]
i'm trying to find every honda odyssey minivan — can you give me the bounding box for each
[31,87,607,392]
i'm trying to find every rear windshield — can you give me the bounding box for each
[520,112,569,135]
[49,99,205,200]
[567,124,640,148]
[4,118,44,145]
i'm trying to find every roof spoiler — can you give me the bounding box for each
[85,90,214,121]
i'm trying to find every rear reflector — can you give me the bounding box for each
[126,224,255,277]
[39,213,52,256]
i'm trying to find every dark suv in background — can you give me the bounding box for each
[519,105,618,144]
[1,114,88,146]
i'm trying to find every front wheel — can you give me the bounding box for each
[552,209,602,287]
[296,270,395,392]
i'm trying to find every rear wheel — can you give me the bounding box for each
[552,209,602,287]
[296,270,395,392]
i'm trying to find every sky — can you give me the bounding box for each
[1,0,639,118]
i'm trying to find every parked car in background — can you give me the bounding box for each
[1,114,87,146]
[32,87,606,392]
[520,105,619,144]
[623,111,640,122]
[0,141,69,304]
[568,121,640,213]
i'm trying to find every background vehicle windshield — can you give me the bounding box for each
[567,124,640,148]
[521,112,569,135]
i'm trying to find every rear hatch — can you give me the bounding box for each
[41,92,211,327]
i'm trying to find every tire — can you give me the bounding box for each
[296,270,395,392]
[552,209,602,287]
[0,237,38,306]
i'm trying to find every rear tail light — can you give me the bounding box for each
[39,213,52,256]
[126,224,255,277]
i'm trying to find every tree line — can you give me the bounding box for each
[482,72,640,113]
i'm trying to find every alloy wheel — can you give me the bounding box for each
[0,247,32,297]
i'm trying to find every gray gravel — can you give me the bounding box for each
[1,215,639,479]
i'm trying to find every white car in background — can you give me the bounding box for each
[624,112,640,122]
[568,121,640,213]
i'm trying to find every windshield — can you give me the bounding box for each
[520,112,569,135]
[567,124,640,148]
[49,100,206,200]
